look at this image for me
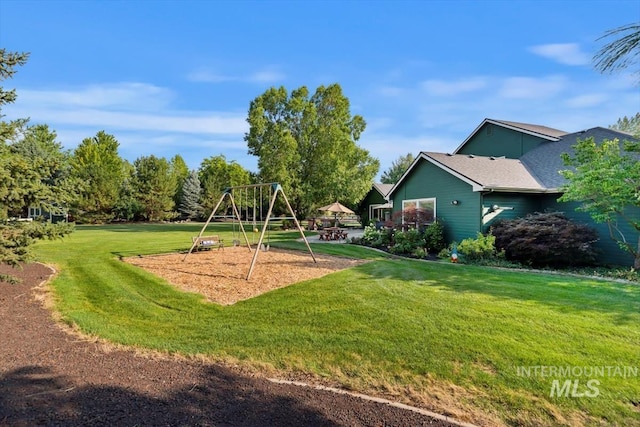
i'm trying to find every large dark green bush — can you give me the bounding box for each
[492,212,598,267]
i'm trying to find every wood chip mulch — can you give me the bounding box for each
[124,247,367,305]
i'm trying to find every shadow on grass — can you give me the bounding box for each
[354,258,640,322]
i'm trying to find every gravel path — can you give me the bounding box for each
[0,263,464,427]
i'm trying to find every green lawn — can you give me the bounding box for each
[34,223,640,426]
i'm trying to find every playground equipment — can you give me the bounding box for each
[183,183,316,280]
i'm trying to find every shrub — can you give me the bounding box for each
[438,246,451,260]
[423,220,446,253]
[361,224,381,246]
[457,232,503,263]
[491,212,598,267]
[360,224,393,248]
[413,247,426,259]
[390,228,424,254]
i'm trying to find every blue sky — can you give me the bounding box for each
[1,0,639,177]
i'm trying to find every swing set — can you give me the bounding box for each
[183,183,316,280]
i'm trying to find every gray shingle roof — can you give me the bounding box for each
[520,127,639,190]
[372,183,393,197]
[491,119,569,139]
[388,121,639,199]
[424,152,546,192]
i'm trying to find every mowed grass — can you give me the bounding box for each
[34,223,640,426]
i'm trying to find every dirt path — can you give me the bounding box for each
[0,263,465,426]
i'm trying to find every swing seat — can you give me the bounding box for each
[193,235,224,251]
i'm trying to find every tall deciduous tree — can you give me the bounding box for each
[559,137,640,268]
[132,155,177,221]
[198,155,251,212]
[381,153,414,184]
[245,84,379,217]
[70,131,126,223]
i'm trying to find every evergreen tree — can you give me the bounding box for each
[1,49,73,282]
[179,170,203,219]
[611,113,640,137]
[170,154,189,209]
[132,155,176,221]
[70,131,126,223]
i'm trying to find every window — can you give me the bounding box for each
[28,207,41,218]
[401,198,435,225]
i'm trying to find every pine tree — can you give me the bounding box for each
[179,170,203,219]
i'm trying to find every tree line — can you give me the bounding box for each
[2,123,254,223]
[1,52,380,225]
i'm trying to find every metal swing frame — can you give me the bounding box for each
[183,182,316,280]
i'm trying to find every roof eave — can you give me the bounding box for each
[479,186,560,193]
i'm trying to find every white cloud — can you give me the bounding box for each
[529,43,590,66]
[564,93,608,108]
[4,81,254,169]
[9,83,247,135]
[421,77,488,96]
[18,83,174,111]
[186,66,285,84]
[248,69,285,83]
[499,75,567,99]
[365,116,395,132]
[11,106,246,135]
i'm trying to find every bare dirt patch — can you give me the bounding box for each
[124,247,367,305]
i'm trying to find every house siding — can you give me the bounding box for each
[540,196,638,267]
[457,123,549,158]
[481,193,547,231]
[390,158,481,243]
[358,188,387,226]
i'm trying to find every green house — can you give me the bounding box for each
[357,183,393,227]
[387,119,639,266]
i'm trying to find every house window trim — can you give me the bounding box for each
[401,198,436,225]
[28,206,42,218]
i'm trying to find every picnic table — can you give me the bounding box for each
[319,227,348,241]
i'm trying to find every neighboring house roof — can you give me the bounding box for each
[521,127,639,190]
[452,118,568,154]
[372,183,393,198]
